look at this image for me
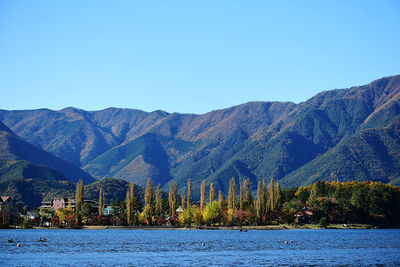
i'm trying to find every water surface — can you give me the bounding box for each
[1,229,399,266]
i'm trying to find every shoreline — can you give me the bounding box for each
[22,224,399,230]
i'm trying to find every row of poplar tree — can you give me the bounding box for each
[123,177,281,226]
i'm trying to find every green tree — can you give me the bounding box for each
[187,179,192,208]
[203,201,221,225]
[244,178,252,210]
[239,182,244,211]
[228,177,237,211]
[98,187,105,216]
[155,183,162,217]
[200,180,206,211]
[75,179,84,224]
[169,182,177,216]
[209,183,216,203]
[126,182,135,225]
[218,190,227,210]
[144,178,154,225]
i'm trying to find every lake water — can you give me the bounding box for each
[1,229,399,266]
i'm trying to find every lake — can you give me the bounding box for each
[1,229,399,266]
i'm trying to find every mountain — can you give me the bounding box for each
[1,75,400,196]
[0,122,94,184]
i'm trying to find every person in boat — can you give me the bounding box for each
[8,238,14,243]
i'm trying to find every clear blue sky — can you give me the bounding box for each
[1,1,399,114]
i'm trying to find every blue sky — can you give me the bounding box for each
[1,1,399,114]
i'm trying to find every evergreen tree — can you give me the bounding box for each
[209,183,216,203]
[219,190,226,210]
[75,179,84,224]
[169,182,177,215]
[155,183,162,217]
[144,178,154,224]
[228,177,237,211]
[200,180,206,211]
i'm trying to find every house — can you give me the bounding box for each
[40,198,98,212]
[0,196,16,212]
[104,205,113,216]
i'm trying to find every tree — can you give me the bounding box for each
[181,191,186,209]
[239,182,244,210]
[187,179,192,208]
[126,182,135,225]
[169,182,177,216]
[144,178,154,225]
[244,178,252,210]
[203,201,220,225]
[75,179,84,224]
[209,183,216,203]
[98,187,105,216]
[256,180,265,222]
[155,183,162,217]
[228,177,237,211]
[200,180,206,211]
[193,206,204,225]
[81,202,93,225]
[219,190,227,210]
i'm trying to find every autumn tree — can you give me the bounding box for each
[228,177,237,211]
[126,182,135,225]
[155,183,162,217]
[239,182,244,210]
[209,183,216,203]
[169,182,177,216]
[200,180,206,211]
[219,190,227,210]
[187,179,192,208]
[144,178,154,225]
[244,178,252,210]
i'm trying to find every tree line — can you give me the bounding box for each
[30,178,400,227]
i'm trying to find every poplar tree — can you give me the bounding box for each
[169,182,177,215]
[267,178,274,212]
[200,180,206,211]
[187,179,192,208]
[239,182,244,210]
[256,180,265,221]
[209,183,216,203]
[75,179,84,224]
[218,190,226,210]
[181,191,186,209]
[144,178,154,224]
[228,177,237,211]
[126,182,135,225]
[98,187,105,216]
[244,178,252,209]
[155,183,162,217]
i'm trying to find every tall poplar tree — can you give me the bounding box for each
[228,177,237,211]
[126,182,135,225]
[200,180,206,211]
[169,182,177,215]
[239,182,244,210]
[218,190,226,210]
[187,179,192,208]
[75,179,84,224]
[267,178,274,212]
[256,179,265,221]
[98,187,105,216]
[209,183,216,203]
[244,178,252,209]
[155,183,162,217]
[181,191,186,209]
[144,178,154,224]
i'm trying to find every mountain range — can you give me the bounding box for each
[1,74,400,201]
